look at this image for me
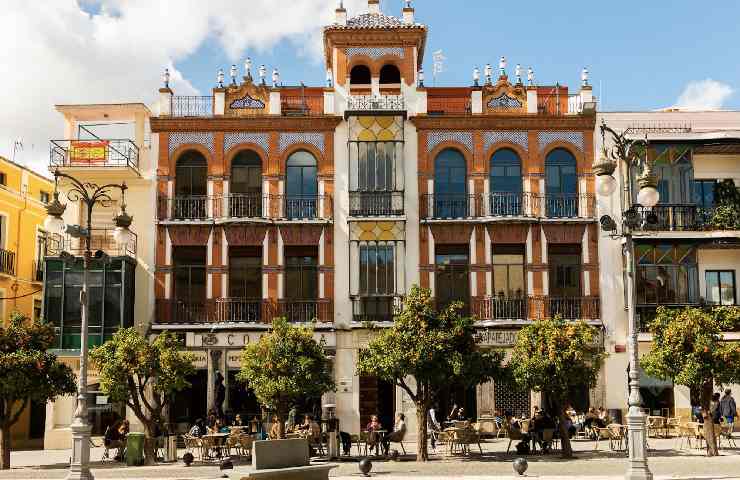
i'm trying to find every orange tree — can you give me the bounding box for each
[509,316,606,458]
[237,318,335,439]
[641,306,740,456]
[0,312,76,469]
[356,286,507,461]
[90,329,195,464]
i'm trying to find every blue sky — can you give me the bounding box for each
[176,0,739,111]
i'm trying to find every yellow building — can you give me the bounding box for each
[0,155,54,448]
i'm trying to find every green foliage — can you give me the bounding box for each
[709,179,740,230]
[0,311,77,423]
[357,286,506,400]
[510,316,606,406]
[0,311,76,469]
[641,306,740,391]
[237,318,335,414]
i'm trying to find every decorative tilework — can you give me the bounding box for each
[494,378,530,418]
[346,47,405,60]
[538,131,584,152]
[169,132,214,155]
[484,131,528,153]
[427,131,473,152]
[224,132,270,154]
[279,132,324,154]
[487,93,523,109]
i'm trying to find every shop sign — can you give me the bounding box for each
[189,331,336,349]
[474,330,519,347]
[69,140,108,164]
[226,351,243,369]
[189,350,208,369]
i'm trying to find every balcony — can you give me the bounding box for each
[0,249,16,276]
[537,91,586,116]
[420,192,591,220]
[171,96,213,117]
[632,204,712,232]
[281,95,324,116]
[347,95,405,112]
[33,260,44,282]
[471,296,600,321]
[277,299,332,323]
[349,192,404,217]
[49,139,139,170]
[156,298,275,324]
[157,194,333,222]
[351,295,402,323]
[46,228,137,258]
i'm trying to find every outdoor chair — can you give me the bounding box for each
[607,424,625,451]
[504,424,527,454]
[720,420,737,448]
[226,434,242,456]
[239,434,254,458]
[675,425,695,450]
[538,428,556,454]
[437,431,457,456]
[592,426,611,451]
[387,427,407,455]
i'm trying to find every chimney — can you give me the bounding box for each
[368,0,380,15]
[402,1,414,24]
[335,1,347,25]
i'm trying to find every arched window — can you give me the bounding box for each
[230,150,262,217]
[379,64,401,84]
[350,65,371,85]
[545,148,578,217]
[174,150,208,219]
[434,148,467,218]
[286,150,318,219]
[490,148,522,216]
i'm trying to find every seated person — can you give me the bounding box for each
[365,415,383,454]
[104,421,126,460]
[447,404,459,421]
[456,407,466,421]
[189,418,206,437]
[269,415,283,439]
[382,413,407,456]
[233,414,244,427]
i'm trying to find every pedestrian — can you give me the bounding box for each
[711,392,722,424]
[427,405,440,451]
[720,389,737,431]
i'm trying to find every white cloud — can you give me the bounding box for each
[674,79,734,111]
[0,0,369,174]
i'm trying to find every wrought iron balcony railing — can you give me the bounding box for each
[158,194,334,221]
[471,296,528,320]
[632,204,711,232]
[542,193,596,219]
[281,95,324,116]
[420,192,587,220]
[351,295,403,323]
[170,96,213,117]
[49,139,139,170]
[349,191,404,217]
[214,298,273,323]
[277,299,333,323]
[347,95,405,111]
[0,249,16,276]
[46,228,137,258]
[530,296,601,321]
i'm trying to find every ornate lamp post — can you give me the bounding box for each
[45,171,133,480]
[594,120,657,480]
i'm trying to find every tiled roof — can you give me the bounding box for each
[327,13,425,30]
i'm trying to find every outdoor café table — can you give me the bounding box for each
[202,433,230,458]
[364,429,386,455]
[647,416,667,438]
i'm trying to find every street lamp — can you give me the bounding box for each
[46,171,132,480]
[595,120,656,480]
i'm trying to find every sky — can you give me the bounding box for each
[2,0,739,176]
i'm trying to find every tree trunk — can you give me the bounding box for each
[701,380,718,457]
[143,421,157,466]
[0,423,10,470]
[416,403,429,462]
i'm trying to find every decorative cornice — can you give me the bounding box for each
[151,116,342,133]
[410,115,595,131]
[346,47,404,60]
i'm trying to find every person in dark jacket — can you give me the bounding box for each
[720,389,737,429]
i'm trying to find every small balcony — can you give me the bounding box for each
[46,228,137,258]
[471,295,600,321]
[542,194,596,219]
[215,298,274,323]
[420,192,590,220]
[158,194,333,222]
[49,139,139,170]
[632,204,712,232]
[351,295,403,323]
[277,299,332,323]
[471,296,528,320]
[0,249,16,276]
[347,95,405,113]
[349,191,404,217]
[281,95,324,116]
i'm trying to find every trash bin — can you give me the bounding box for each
[165,435,178,462]
[126,432,145,466]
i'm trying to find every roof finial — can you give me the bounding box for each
[368,0,380,15]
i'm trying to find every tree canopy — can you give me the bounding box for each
[356,286,507,461]
[237,317,335,437]
[641,306,740,455]
[509,316,606,457]
[90,328,195,464]
[0,311,77,469]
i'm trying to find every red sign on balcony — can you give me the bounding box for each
[69,140,108,165]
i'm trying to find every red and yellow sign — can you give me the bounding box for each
[69,140,109,164]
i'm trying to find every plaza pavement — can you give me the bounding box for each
[3,436,740,479]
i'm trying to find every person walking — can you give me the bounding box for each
[720,389,736,433]
[427,405,441,451]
